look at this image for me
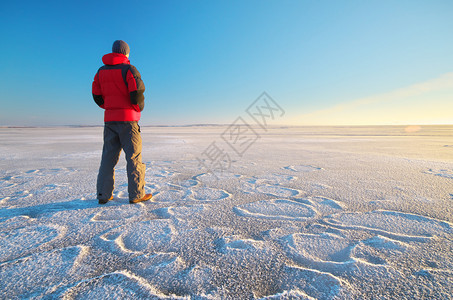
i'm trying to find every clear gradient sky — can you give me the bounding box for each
[1,0,452,126]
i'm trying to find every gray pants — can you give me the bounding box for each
[97,121,145,202]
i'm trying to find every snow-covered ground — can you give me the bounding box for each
[0,125,452,299]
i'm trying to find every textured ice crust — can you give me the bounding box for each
[0,126,452,299]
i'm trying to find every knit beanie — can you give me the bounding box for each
[112,40,130,55]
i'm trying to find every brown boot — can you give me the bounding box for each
[99,196,114,205]
[130,193,152,204]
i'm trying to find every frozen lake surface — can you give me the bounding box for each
[0,125,452,299]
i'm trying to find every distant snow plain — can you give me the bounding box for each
[0,125,452,299]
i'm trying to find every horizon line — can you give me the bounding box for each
[1,123,453,129]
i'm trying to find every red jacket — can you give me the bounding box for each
[92,53,145,122]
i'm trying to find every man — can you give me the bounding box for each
[92,40,152,204]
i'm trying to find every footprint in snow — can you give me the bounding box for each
[234,199,316,221]
[192,172,242,183]
[129,252,214,297]
[282,232,353,265]
[0,246,89,299]
[256,184,302,198]
[424,168,453,179]
[248,174,297,186]
[322,210,453,241]
[233,196,344,222]
[152,205,205,221]
[309,196,344,216]
[99,219,174,254]
[152,189,188,202]
[91,205,143,222]
[283,164,322,172]
[24,168,76,176]
[0,177,18,189]
[350,235,406,266]
[189,187,230,201]
[262,265,344,299]
[0,223,65,262]
[216,236,268,254]
[60,270,165,300]
[280,231,408,281]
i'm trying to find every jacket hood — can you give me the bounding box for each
[102,53,130,65]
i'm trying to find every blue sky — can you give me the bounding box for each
[1,0,452,126]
